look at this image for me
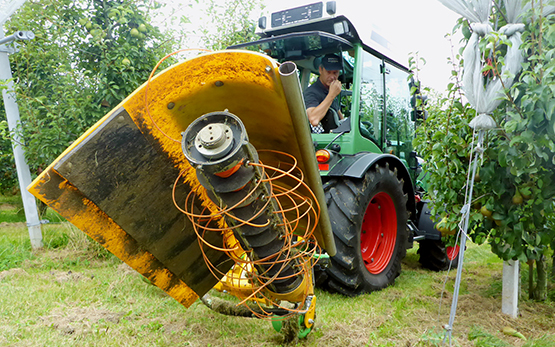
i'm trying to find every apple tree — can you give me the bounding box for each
[1,0,175,175]
[196,0,264,51]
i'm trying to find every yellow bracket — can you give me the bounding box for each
[303,295,316,329]
[265,262,314,303]
[217,230,315,305]
[213,263,268,305]
[213,257,315,305]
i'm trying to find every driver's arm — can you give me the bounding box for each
[306,80,342,126]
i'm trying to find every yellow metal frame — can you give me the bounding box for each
[28,50,324,309]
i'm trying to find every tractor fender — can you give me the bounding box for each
[328,153,416,219]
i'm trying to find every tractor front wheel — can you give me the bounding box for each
[321,164,408,296]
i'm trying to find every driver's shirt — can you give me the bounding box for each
[303,79,340,133]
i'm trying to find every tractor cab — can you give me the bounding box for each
[228,2,456,297]
[229,2,417,179]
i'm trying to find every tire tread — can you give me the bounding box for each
[320,165,408,295]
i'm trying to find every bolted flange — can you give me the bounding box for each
[195,122,234,160]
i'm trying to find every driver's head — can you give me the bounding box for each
[319,54,342,88]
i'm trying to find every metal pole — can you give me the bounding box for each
[444,130,484,345]
[0,29,43,249]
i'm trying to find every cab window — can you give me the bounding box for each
[359,51,384,146]
[384,63,414,160]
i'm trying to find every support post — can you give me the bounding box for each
[502,260,520,318]
[0,29,42,249]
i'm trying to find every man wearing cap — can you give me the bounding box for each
[303,54,344,133]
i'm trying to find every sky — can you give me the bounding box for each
[338,0,463,91]
[157,0,464,92]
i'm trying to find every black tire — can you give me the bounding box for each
[418,239,460,271]
[321,164,408,296]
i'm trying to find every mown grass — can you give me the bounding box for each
[0,194,65,224]
[1,201,555,346]
[0,194,23,206]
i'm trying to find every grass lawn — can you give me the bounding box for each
[1,197,554,346]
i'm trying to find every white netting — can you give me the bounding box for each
[0,0,26,24]
[437,0,491,23]
[438,0,527,130]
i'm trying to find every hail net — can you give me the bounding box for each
[0,0,26,25]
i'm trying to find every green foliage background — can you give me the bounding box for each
[0,87,17,194]
[198,0,262,51]
[1,0,175,175]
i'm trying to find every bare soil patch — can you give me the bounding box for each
[117,262,137,276]
[40,306,124,335]
[0,203,15,211]
[0,268,28,281]
[44,270,94,283]
[0,222,25,229]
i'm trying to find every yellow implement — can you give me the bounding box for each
[29,50,334,306]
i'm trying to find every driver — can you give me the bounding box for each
[303,54,344,133]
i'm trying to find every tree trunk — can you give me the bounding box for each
[528,260,534,300]
[552,252,555,280]
[531,256,548,301]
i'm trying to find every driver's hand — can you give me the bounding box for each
[329,80,342,98]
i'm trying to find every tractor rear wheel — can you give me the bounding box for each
[418,239,460,271]
[321,164,408,296]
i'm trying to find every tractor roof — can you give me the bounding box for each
[228,2,408,73]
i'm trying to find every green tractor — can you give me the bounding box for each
[230,1,460,295]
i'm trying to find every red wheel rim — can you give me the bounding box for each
[360,192,397,274]
[446,245,460,261]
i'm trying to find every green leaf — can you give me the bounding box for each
[498,150,507,167]
[546,99,555,121]
[504,120,518,133]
